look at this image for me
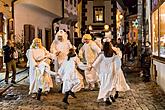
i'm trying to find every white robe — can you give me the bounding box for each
[58,56,87,94]
[92,54,118,100]
[79,41,101,84]
[113,47,130,92]
[27,47,55,94]
[50,39,73,72]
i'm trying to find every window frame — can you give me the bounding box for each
[151,2,165,58]
[93,6,105,23]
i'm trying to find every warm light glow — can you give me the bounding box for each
[119,15,123,19]
[104,25,109,30]
[9,18,13,21]
[89,25,92,31]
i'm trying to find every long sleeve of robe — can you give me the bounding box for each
[92,54,118,100]
[114,55,130,92]
[28,47,54,94]
[58,56,86,93]
[78,41,101,84]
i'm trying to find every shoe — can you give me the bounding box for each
[37,88,42,100]
[58,83,63,93]
[114,91,119,99]
[105,98,112,105]
[44,91,48,96]
[5,80,8,84]
[110,96,115,102]
[89,83,95,91]
[11,80,16,84]
[63,98,69,105]
[31,93,37,98]
[62,92,69,105]
[85,85,89,89]
[69,91,77,98]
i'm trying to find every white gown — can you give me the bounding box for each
[79,41,101,84]
[27,47,55,94]
[92,54,117,100]
[113,47,130,92]
[50,35,73,72]
[58,56,87,94]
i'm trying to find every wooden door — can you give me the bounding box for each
[24,24,35,54]
[45,28,51,51]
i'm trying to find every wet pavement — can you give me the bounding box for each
[0,67,165,110]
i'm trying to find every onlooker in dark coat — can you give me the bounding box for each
[3,40,17,84]
[117,38,124,54]
[131,42,137,58]
[141,42,152,82]
[124,42,131,61]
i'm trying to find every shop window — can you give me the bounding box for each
[152,10,158,56]
[159,2,165,57]
[93,6,105,23]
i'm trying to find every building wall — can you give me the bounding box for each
[14,1,62,46]
[15,5,52,46]
[16,0,62,17]
[146,0,151,43]
[152,60,165,92]
[0,0,12,45]
[86,1,93,25]
[104,1,112,25]
[86,0,112,26]
[0,0,12,19]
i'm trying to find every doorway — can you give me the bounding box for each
[45,28,51,51]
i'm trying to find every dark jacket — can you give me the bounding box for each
[117,43,125,53]
[3,45,15,63]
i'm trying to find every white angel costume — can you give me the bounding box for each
[27,47,57,94]
[58,55,87,94]
[112,47,130,92]
[92,54,117,100]
[50,30,73,72]
[79,35,101,88]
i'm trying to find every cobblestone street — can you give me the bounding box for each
[0,67,165,110]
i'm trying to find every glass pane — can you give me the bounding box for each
[152,10,158,56]
[159,3,165,57]
[94,7,104,22]
[99,15,103,21]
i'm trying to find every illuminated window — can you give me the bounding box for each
[93,6,104,23]
[159,2,165,57]
[152,10,158,56]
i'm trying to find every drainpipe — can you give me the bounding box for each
[52,0,64,38]
[11,0,17,19]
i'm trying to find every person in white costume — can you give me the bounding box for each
[91,39,118,105]
[58,48,88,105]
[50,30,73,72]
[79,34,101,90]
[27,38,57,100]
[111,40,130,99]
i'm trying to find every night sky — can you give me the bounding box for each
[123,0,137,15]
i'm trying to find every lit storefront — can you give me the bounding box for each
[151,0,165,92]
[116,8,124,40]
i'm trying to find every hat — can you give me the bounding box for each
[82,34,92,40]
